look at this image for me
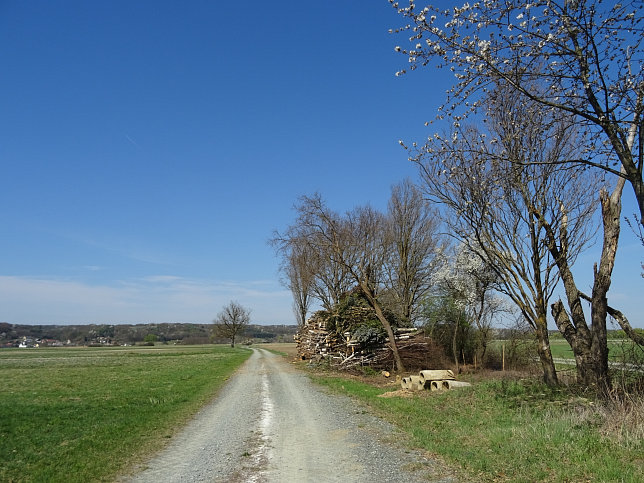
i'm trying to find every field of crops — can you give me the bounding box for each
[0,345,251,482]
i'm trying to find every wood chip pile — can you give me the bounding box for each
[401,369,472,391]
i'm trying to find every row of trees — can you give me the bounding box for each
[0,322,215,346]
[271,181,444,372]
[273,0,643,391]
[389,0,643,391]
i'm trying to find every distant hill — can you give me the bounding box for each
[0,322,297,347]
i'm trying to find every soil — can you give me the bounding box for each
[122,348,455,482]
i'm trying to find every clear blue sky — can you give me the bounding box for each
[1,1,642,328]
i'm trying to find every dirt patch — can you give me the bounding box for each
[257,343,298,359]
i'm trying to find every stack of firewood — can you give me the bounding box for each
[293,312,335,360]
[294,312,422,368]
[401,369,472,391]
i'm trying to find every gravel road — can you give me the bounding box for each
[125,348,450,482]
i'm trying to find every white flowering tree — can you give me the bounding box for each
[391,0,643,228]
[434,242,509,365]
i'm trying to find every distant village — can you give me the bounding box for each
[0,322,297,348]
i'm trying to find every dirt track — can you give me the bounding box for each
[125,348,448,482]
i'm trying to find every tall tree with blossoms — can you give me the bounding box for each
[392,0,643,390]
[417,83,599,385]
[391,0,643,228]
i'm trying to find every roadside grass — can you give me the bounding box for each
[310,372,644,482]
[0,345,251,482]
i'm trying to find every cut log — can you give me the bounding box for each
[394,327,419,334]
[419,369,455,383]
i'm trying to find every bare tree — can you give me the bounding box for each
[543,133,641,389]
[384,179,444,324]
[417,88,598,385]
[292,194,407,372]
[286,245,313,327]
[212,301,251,347]
[392,0,644,229]
[306,248,353,312]
[270,236,314,327]
[271,223,352,314]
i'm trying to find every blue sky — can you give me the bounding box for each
[0,1,642,327]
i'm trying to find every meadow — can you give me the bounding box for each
[490,337,644,367]
[0,345,251,482]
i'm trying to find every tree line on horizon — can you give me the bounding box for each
[0,322,297,347]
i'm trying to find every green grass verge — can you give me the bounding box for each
[0,345,251,482]
[311,373,644,482]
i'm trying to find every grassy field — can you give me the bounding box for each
[493,338,644,364]
[310,371,644,482]
[0,345,251,482]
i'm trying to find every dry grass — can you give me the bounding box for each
[598,394,644,447]
[258,342,298,358]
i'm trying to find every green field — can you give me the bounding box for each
[492,338,644,364]
[0,345,251,482]
[312,373,644,482]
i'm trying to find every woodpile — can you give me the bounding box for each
[294,310,423,370]
[401,368,472,391]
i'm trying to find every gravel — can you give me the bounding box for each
[124,348,454,482]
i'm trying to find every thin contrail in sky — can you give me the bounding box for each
[125,134,141,149]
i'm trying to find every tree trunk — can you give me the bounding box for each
[452,320,459,373]
[535,313,558,386]
[551,300,596,386]
[480,339,488,364]
[587,186,624,392]
[546,184,623,392]
[359,281,406,373]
